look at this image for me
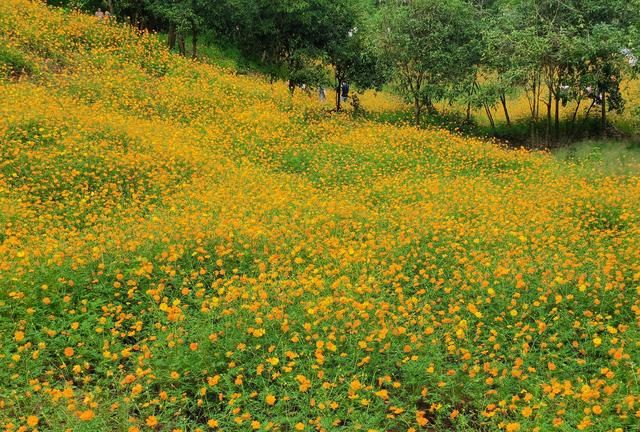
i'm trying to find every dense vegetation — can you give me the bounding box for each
[1,1,640,431]
[47,0,640,144]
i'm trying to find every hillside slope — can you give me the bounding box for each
[1,1,640,431]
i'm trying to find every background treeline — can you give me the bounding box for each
[49,0,640,144]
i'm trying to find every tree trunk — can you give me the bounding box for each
[554,90,560,140]
[332,72,341,111]
[585,99,596,119]
[571,99,582,125]
[570,99,582,137]
[414,97,421,127]
[466,101,471,123]
[601,91,607,135]
[532,77,536,120]
[191,26,197,59]
[484,103,495,129]
[167,24,176,50]
[289,79,296,95]
[535,75,541,121]
[528,76,537,121]
[545,88,552,143]
[106,0,115,14]
[500,93,511,126]
[177,33,186,56]
[425,96,435,114]
[530,122,537,148]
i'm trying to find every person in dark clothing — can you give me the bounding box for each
[341,82,350,102]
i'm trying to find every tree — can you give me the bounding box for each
[373,0,480,126]
[146,0,203,57]
[324,2,388,110]
[492,0,640,142]
[213,0,338,90]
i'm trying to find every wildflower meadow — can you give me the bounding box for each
[1,1,640,431]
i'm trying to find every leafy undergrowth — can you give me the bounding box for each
[1,2,640,432]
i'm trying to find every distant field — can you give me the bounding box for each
[1,1,639,431]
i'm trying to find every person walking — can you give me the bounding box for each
[319,86,326,102]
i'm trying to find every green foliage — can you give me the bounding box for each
[372,0,481,125]
[215,0,374,90]
[315,1,388,109]
[479,0,640,143]
[38,0,640,140]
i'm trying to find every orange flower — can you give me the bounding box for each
[374,389,389,400]
[416,411,429,427]
[77,410,95,421]
[592,405,602,415]
[26,416,39,427]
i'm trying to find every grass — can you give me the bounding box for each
[553,139,640,176]
[0,44,35,77]
[1,1,640,431]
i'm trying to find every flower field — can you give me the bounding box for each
[1,1,640,431]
